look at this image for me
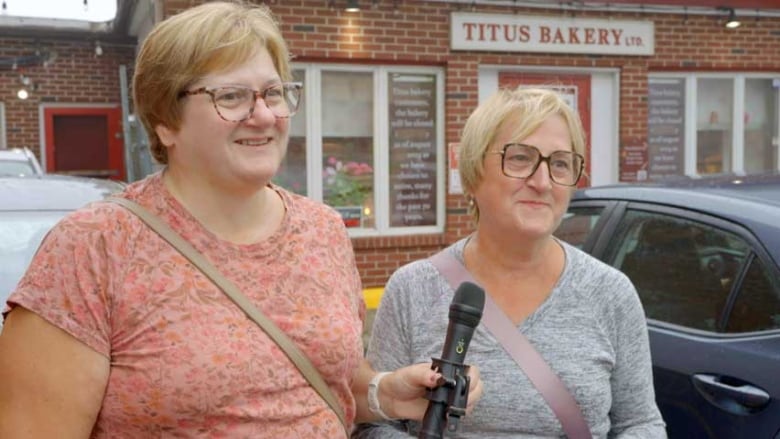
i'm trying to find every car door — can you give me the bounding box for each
[558,201,780,439]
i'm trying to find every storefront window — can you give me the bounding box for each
[277,64,445,236]
[697,78,733,175]
[0,103,6,149]
[322,71,375,228]
[274,70,307,195]
[744,79,778,173]
[648,74,780,179]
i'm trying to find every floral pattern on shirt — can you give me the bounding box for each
[7,172,364,438]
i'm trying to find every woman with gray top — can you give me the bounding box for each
[354,87,666,438]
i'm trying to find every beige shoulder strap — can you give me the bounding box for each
[107,197,349,435]
[429,249,592,439]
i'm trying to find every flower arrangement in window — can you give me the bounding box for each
[323,157,373,207]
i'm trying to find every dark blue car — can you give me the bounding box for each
[555,174,780,439]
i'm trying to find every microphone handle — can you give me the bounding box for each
[418,401,447,439]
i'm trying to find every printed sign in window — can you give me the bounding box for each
[388,73,438,227]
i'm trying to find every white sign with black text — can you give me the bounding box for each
[451,12,654,56]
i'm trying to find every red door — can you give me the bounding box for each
[498,73,591,187]
[43,107,125,181]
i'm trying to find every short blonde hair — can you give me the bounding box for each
[132,1,291,164]
[458,87,586,223]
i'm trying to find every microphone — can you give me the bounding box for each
[418,281,485,439]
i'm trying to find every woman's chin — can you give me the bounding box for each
[230,167,278,188]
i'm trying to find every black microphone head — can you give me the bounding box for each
[449,281,485,328]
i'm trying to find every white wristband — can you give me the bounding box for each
[367,372,396,420]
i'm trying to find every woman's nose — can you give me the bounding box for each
[243,97,277,126]
[526,159,553,189]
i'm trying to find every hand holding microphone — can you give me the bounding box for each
[418,281,485,439]
[366,362,483,423]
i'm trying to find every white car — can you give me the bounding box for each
[0,147,44,177]
[0,175,124,329]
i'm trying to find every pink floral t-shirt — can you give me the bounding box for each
[6,173,365,438]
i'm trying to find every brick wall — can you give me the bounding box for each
[264,0,780,287]
[6,1,771,289]
[0,37,136,158]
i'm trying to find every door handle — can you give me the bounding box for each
[692,373,770,413]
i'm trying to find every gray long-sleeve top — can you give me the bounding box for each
[354,238,667,438]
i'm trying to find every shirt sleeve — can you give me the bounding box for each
[352,267,420,438]
[608,275,668,438]
[5,204,121,357]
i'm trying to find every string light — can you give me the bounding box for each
[17,74,31,100]
[721,7,741,28]
[345,0,360,12]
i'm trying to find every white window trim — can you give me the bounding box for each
[0,102,6,149]
[292,63,446,237]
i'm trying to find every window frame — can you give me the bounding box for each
[291,63,446,237]
[722,252,780,333]
[555,200,616,254]
[0,102,6,149]
[587,200,780,335]
[648,72,780,177]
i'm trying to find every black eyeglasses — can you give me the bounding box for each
[488,143,585,186]
[178,82,302,121]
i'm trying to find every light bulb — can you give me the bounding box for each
[17,88,29,100]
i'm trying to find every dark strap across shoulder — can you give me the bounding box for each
[429,248,592,439]
[107,197,349,436]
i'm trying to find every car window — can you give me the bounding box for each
[604,210,750,332]
[726,258,780,333]
[0,160,37,177]
[554,206,605,249]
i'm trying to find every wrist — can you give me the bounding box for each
[367,372,397,421]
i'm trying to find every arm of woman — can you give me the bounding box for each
[352,359,441,423]
[352,264,482,438]
[0,307,110,438]
[352,270,429,438]
[609,278,668,438]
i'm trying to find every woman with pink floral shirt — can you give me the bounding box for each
[0,2,481,437]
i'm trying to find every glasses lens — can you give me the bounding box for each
[261,84,302,118]
[502,144,539,178]
[280,83,302,117]
[261,85,292,118]
[213,87,254,122]
[211,84,302,121]
[501,144,583,186]
[548,151,583,186]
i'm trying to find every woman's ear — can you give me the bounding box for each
[154,124,176,148]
